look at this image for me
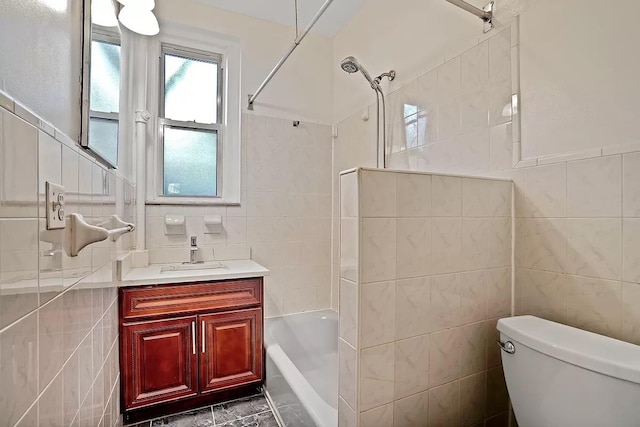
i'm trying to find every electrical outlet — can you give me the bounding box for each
[46,182,65,230]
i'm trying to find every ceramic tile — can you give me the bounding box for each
[339,279,358,347]
[360,343,395,411]
[567,219,622,281]
[393,390,429,427]
[339,339,357,409]
[340,218,358,283]
[39,295,64,391]
[213,395,269,424]
[430,273,461,331]
[394,335,429,399]
[63,351,80,426]
[486,367,509,417]
[39,372,63,427]
[486,216,511,267]
[567,155,622,217]
[462,42,489,90]
[0,312,38,427]
[460,372,487,427]
[396,218,431,279]
[485,317,502,369]
[1,110,38,218]
[623,152,640,217]
[489,28,511,82]
[359,404,394,427]
[38,131,62,218]
[14,404,37,427]
[429,328,460,387]
[461,218,489,271]
[460,321,487,377]
[340,172,358,218]
[396,173,431,217]
[486,267,511,318]
[490,123,513,171]
[360,281,396,348]
[460,128,490,173]
[431,218,462,275]
[338,397,357,427]
[489,79,512,126]
[78,333,93,404]
[428,381,460,427]
[395,277,431,339]
[522,218,567,273]
[360,170,396,218]
[623,219,640,283]
[462,179,511,218]
[567,275,622,338]
[432,176,462,217]
[622,282,640,345]
[361,218,396,284]
[459,270,487,325]
[152,407,214,426]
[460,89,489,135]
[520,268,567,323]
[523,163,566,218]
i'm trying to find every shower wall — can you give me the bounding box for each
[334,13,640,347]
[338,168,512,427]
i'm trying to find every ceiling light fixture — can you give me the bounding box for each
[118,0,159,36]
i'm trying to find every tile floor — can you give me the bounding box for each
[128,393,280,427]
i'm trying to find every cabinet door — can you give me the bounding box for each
[199,308,263,393]
[121,316,198,409]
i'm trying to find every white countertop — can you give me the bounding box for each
[120,259,270,287]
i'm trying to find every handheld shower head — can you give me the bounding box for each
[340,56,378,90]
[340,56,359,74]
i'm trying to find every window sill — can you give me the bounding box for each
[146,198,240,206]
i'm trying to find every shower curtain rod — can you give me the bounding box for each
[247,0,335,110]
[445,0,494,32]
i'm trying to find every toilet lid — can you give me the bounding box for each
[497,316,640,385]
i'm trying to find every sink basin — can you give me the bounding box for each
[160,262,228,273]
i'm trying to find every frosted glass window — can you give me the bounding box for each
[164,52,219,124]
[163,127,218,196]
[89,118,118,166]
[90,40,120,113]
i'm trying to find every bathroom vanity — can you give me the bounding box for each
[117,260,269,423]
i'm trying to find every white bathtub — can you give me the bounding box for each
[264,309,338,427]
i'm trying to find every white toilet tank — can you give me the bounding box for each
[497,316,640,427]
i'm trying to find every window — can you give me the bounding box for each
[87,35,121,167]
[159,45,223,197]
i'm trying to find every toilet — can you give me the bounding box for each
[497,316,640,427]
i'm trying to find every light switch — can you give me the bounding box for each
[46,182,65,230]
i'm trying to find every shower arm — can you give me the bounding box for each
[445,0,494,33]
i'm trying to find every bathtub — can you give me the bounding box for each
[264,309,338,427]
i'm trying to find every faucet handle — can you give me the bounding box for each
[190,236,197,247]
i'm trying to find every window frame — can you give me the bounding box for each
[146,26,241,206]
[83,29,122,169]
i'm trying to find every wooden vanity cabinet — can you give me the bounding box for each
[119,278,264,423]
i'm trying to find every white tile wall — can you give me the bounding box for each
[338,168,512,426]
[0,99,133,427]
[146,114,333,317]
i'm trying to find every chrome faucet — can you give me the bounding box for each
[189,236,199,264]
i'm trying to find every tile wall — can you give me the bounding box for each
[0,97,135,427]
[332,19,640,347]
[145,114,333,318]
[331,26,514,311]
[338,168,512,427]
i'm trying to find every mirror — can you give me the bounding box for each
[80,0,122,168]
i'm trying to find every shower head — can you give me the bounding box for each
[340,56,378,90]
